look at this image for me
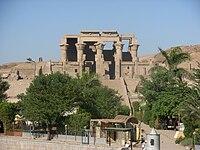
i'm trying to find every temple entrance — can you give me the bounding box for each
[67,38,77,61]
[103,42,115,79]
[83,42,97,73]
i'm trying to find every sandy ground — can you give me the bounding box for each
[132,123,189,150]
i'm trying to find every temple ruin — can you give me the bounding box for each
[1,30,199,105]
[52,30,151,79]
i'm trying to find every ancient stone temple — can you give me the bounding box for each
[3,30,198,104]
[58,30,139,79]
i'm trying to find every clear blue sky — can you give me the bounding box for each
[0,0,200,64]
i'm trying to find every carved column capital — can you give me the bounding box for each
[76,43,86,65]
[94,43,105,50]
[75,43,86,50]
[129,44,139,62]
[114,42,124,51]
[60,44,69,50]
[60,44,68,63]
[129,44,139,51]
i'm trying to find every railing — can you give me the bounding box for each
[120,77,134,115]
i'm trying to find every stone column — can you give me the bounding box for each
[60,44,69,72]
[75,43,86,74]
[114,42,124,79]
[48,60,52,74]
[60,44,69,62]
[76,43,85,63]
[95,43,105,77]
[129,44,139,62]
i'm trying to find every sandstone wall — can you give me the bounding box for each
[0,136,120,150]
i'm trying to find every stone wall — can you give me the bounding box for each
[0,136,121,150]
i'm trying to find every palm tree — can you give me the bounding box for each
[158,46,191,81]
[181,64,200,121]
[180,85,200,121]
[0,77,9,102]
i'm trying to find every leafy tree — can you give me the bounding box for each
[68,108,91,134]
[75,72,122,119]
[0,102,17,134]
[139,67,174,106]
[81,86,122,119]
[20,72,79,140]
[0,77,9,102]
[152,81,191,119]
[20,72,122,139]
[139,47,191,127]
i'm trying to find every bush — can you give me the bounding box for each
[175,137,183,144]
[181,137,193,147]
[182,118,194,137]
[195,129,200,145]
[118,105,130,116]
[154,118,162,129]
[135,112,142,121]
[132,101,140,112]
[143,110,152,125]
[149,121,155,128]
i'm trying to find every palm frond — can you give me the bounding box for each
[158,47,171,67]
[148,65,167,74]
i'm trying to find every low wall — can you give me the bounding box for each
[0,136,121,150]
[22,132,106,145]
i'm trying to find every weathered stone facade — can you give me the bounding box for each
[55,30,141,79]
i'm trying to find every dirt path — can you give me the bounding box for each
[138,123,188,150]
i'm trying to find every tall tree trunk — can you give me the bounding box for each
[47,124,51,140]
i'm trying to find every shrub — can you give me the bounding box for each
[118,105,130,116]
[135,112,142,121]
[195,129,200,145]
[143,110,152,125]
[149,121,155,128]
[182,118,195,137]
[132,101,140,112]
[181,137,193,147]
[175,137,183,144]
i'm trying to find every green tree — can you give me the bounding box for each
[0,102,17,134]
[139,47,191,127]
[0,77,9,102]
[81,86,122,119]
[152,81,191,120]
[158,47,191,80]
[20,72,79,140]
[75,72,122,119]
[180,64,200,136]
[68,108,91,134]
[139,67,174,106]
